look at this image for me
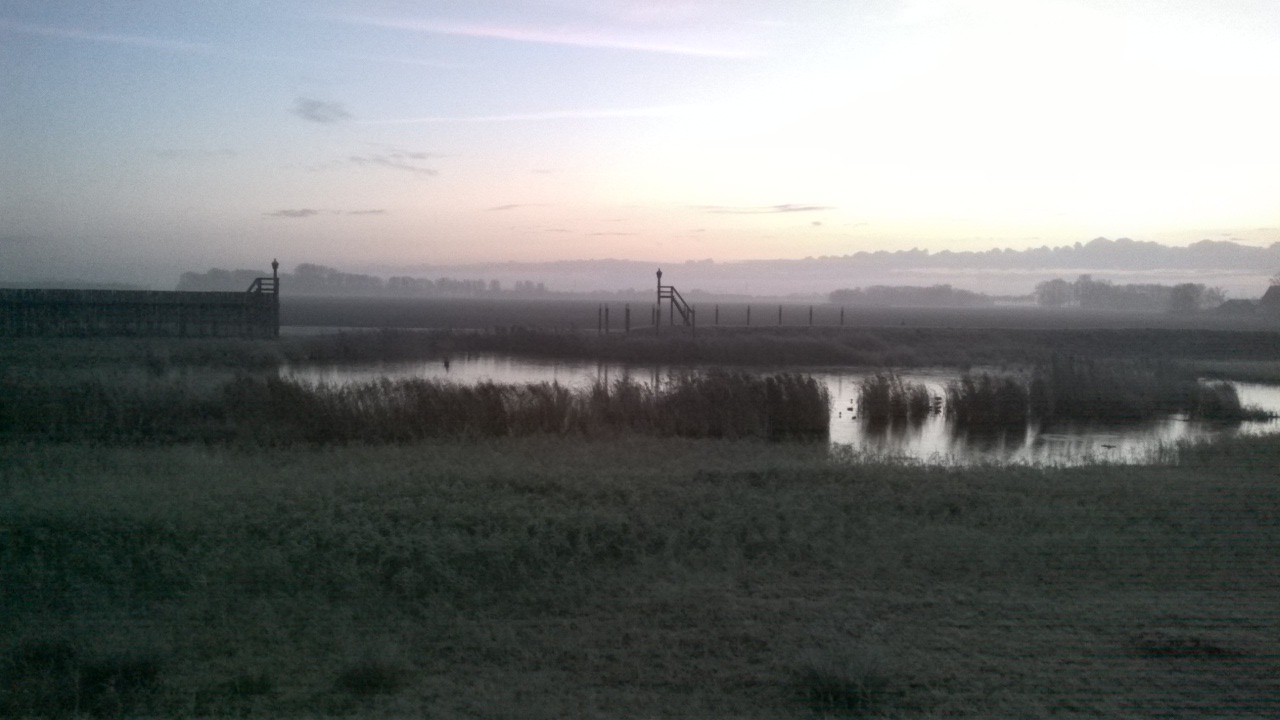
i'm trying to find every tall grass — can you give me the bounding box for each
[0,370,829,444]
[1028,356,1196,421]
[946,374,1030,428]
[856,373,935,425]
[945,357,1276,430]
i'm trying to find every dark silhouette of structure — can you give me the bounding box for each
[656,268,694,330]
[0,260,280,338]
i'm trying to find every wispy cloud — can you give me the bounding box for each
[487,203,551,211]
[335,52,460,69]
[292,97,352,124]
[266,208,388,218]
[347,153,437,175]
[338,16,752,58]
[0,19,465,72]
[155,148,237,160]
[362,105,694,125]
[0,18,216,53]
[695,204,835,214]
[267,209,320,218]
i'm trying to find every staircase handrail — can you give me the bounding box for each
[247,277,279,295]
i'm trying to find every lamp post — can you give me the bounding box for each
[656,269,662,334]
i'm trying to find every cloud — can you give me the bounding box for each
[589,232,637,237]
[337,16,752,58]
[361,105,694,125]
[335,52,460,69]
[487,203,550,211]
[346,153,437,175]
[155,148,237,159]
[266,208,387,217]
[292,97,352,124]
[695,204,834,214]
[0,18,216,53]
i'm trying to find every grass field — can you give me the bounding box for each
[3,436,1278,718]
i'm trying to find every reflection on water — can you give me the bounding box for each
[282,356,1280,466]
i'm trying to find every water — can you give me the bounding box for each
[281,355,1280,465]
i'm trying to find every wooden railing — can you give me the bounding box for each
[659,284,692,326]
[247,277,279,295]
[657,284,695,330]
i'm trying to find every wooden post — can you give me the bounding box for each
[625,304,630,333]
[746,305,751,326]
[778,304,782,326]
[605,305,610,334]
[840,306,844,326]
[271,258,280,338]
[597,304,602,334]
[809,305,813,326]
[715,304,719,326]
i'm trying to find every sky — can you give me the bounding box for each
[2,0,1279,286]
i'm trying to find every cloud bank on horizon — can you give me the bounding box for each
[2,0,1278,285]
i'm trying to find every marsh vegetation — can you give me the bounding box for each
[0,371,828,444]
[855,373,936,425]
[941,358,1273,432]
[3,331,1280,717]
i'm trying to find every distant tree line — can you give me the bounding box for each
[816,237,1280,272]
[827,284,993,307]
[1034,275,1225,313]
[177,264,549,298]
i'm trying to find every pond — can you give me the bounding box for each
[282,355,1280,465]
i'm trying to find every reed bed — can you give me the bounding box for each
[856,373,935,425]
[1028,356,1194,421]
[0,370,830,445]
[946,357,1273,429]
[946,374,1030,428]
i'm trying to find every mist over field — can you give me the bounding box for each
[150,237,1280,305]
[369,237,1280,298]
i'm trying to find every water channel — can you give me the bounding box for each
[282,355,1280,465]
